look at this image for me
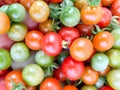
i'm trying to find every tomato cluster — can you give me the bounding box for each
[0,0,120,90]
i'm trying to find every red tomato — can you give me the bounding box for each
[0,75,7,90]
[63,85,78,90]
[0,69,8,75]
[59,27,80,45]
[4,0,19,4]
[41,32,62,56]
[0,0,5,6]
[61,56,84,81]
[70,38,94,61]
[111,0,120,16]
[101,0,114,6]
[97,7,112,28]
[40,77,62,90]
[92,31,114,52]
[50,0,63,3]
[100,85,114,90]
[25,30,44,50]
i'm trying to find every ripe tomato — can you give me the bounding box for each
[29,0,49,23]
[27,86,37,90]
[97,7,112,28]
[63,85,78,90]
[0,75,7,90]
[81,66,99,85]
[111,0,120,16]
[0,12,10,34]
[70,38,94,61]
[0,69,8,75]
[101,0,114,6]
[81,5,103,25]
[5,70,27,90]
[25,30,44,50]
[61,56,84,81]
[92,31,114,52]
[41,32,62,56]
[4,0,19,4]
[40,77,62,90]
[50,0,63,3]
[100,85,114,90]
[0,0,5,6]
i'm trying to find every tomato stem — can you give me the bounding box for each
[86,0,101,6]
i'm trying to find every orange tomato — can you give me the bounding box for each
[74,0,87,10]
[101,0,114,6]
[63,85,78,90]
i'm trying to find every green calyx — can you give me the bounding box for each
[86,0,101,6]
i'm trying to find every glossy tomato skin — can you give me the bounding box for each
[40,77,62,90]
[61,56,84,81]
[70,38,94,61]
[63,85,78,90]
[100,85,114,90]
[97,7,112,28]
[25,30,44,50]
[111,0,120,16]
[41,32,62,56]
[92,31,114,52]
[50,0,63,3]
[101,0,114,6]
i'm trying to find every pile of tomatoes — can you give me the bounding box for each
[0,0,120,90]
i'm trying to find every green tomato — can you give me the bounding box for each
[8,23,28,41]
[80,85,97,90]
[0,49,12,70]
[22,64,44,86]
[35,50,54,67]
[60,6,80,27]
[91,53,109,71]
[7,3,26,22]
[106,69,120,90]
[10,42,30,62]
[106,49,120,68]
[111,29,120,49]
[0,5,9,13]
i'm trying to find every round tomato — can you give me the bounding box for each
[70,38,94,61]
[63,85,78,90]
[29,0,49,23]
[92,31,114,52]
[25,30,44,50]
[100,85,114,90]
[0,69,8,75]
[41,32,62,56]
[0,5,9,13]
[74,0,87,10]
[4,0,19,4]
[61,56,84,81]
[0,75,7,90]
[101,0,114,6]
[40,77,62,90]
[0,12,10,34]
[80,85,97,90]
[50,0,63,3]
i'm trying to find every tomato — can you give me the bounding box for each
[106,69,120,90]
[111,0,120,16]
[10,42,30,62]
[0,34,14,50]
[100,85,114,90]
[81,66,99,85]
[40,77,62,90]
[97,7,112,28]
[92,31,114,52]
[4,0,19,4]
[20,0,35,10]
[70,38,94,61]
[60,7,80,27]
[50,0,63,3]
[8,23,28,41]
[0,0,5,6]
[63,85,78,90]
[101,0,114,6]
[35,50,54,67]
[59,27,80,45]
[53,67,66,82]
[99,66,111,76]
[7,3,26,22]
[80,85,97,90]
[22,64,44,86]
[91,53,109,71]
[27,86,37,90]
[41,32,62,56]
[106,49,120,68]
[25,30,44,50]
[39,19,53,34]
[0,12,10,34]
[5,70,27,90]
[0,49,12,70]
[0,5,9,13]
[74,0,87,10]
[76,23,94,36]
[0,75,7,90]
[81,5,102,25]
[0,69,8,75]
[61,56,84,81]
[29,0,49,23]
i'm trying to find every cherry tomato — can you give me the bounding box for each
[101,0,114,6]
[100,85,114,90]
[70,38,94,61]
[0,5,9,13]
[29,0,49,23]
[63,85,78,90]
[0,12,10,34]
[81,5,103,25]
[40,77,62,90]
[97,7,112,28]
[80,85,97,90]
[50,0,63,3]
[4,0,19,4]
[81,66,99,85]
[41,32,62,56]
[0,75,7,90]
[92,31,114,52]
[0,0,5,6]
[25,30,44,50]
[0,69,8,75]
[111,0,120,16]
[27,86,37,90]
[61,56,84,81]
